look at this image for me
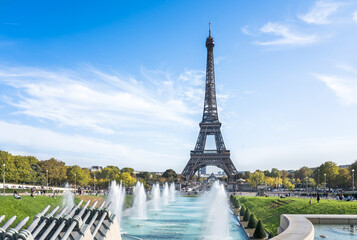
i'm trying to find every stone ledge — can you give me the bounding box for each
[272,214,357,240]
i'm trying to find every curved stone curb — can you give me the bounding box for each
[272,214,357,240]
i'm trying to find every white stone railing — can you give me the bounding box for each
[272,214,357,240]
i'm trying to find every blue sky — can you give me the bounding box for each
[1,0,357,172]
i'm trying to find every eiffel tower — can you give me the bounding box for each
[182,24,238,180]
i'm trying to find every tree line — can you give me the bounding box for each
[0,151,179,189]
[245,160,357,190]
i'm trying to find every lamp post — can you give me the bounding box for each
[324,173,326,193]
[46,170,49,190]
[352,169,355,193]
[94,174,96,192]
[317,168,320,191]
[306,177,308,195]
[2,164,5,194]
[74,173,77,191]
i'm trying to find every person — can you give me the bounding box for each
[317,193,320,203]
[13,191,22,200]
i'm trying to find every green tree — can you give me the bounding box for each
[39,158,67,186]
[271,168,282,178]
[318,161,339,188]
[120,167,134,175]
[335,168,351,188]
[283,178,295,190]
[97,165,120,182]
[117,172,136,187]
[240,205,246,216]
[248,171,265,188]
[295,166,313,180]
[67,165,90,187]
[253,220,266,239]
[162,169,177,180]
[243,208,250,221]
[247,213,257,228]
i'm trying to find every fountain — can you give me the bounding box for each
[132,181,147,218]
[162,182,169,205]
[108,180,126,225]
[203,181,230,240]
[150,182,161,210]
[63,183,75,213]
[169,182,176,201]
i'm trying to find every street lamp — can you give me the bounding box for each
[352,169,355,193]
[94,174,96,192]
[46,170,49,189]
[324,173,327,193]
[317,168,320,191]
[3,164,5,194]
[306,177,308,195]
[74,173,77,191]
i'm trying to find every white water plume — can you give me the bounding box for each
[63,183,75,213]
[108,180,126,225]
[151,182,161,210]
[132,181,147,218]
[169,182,176,201]
[203,181,230,240]
[162,182,169,205]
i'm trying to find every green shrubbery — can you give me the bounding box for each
[243,208,250,221]
[247,213,257,228]
[240,205,246,216]
[253,220,266,239]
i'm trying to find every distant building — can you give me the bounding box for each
[201,166,206,175]
[150,171,164,176]
[90,166,103,172]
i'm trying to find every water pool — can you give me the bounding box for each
[314,224,357,239]
[120,195,248,240]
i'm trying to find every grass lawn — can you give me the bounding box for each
[0,194,134,229]
[0,195,66,228]
[236,196,357,236]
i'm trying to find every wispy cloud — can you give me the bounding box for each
[353,10,357,22]
[255,22,318,46]
[0,66,210,134]
[299,0,342,24]
[241,25,252,35]
[0,120,179,170]
[315,73,357,104]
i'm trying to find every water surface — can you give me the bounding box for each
[121,195,247,240]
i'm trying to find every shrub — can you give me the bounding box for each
[234,198,240,208]
[247,213,257,228]
[240,205,246,216]
[243,208,250,221]
[253,220,266,239]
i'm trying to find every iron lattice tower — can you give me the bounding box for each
[182,24,238,180]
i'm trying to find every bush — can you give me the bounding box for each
[234,198,240,208]
[240,205,246,216]
[243,208,250,221]
[253,220,266,239]
[247,213,257,228]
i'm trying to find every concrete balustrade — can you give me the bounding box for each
[272,214,357,240]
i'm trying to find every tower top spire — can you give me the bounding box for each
[209,22,211,37]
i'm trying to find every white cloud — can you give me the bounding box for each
[241,25,251,35]
[353,10,357,22]
[255,22,318,46]
[0,66,211,134]
[315,74,357,104]
[299,0,342,24]
[0,121,178,170]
